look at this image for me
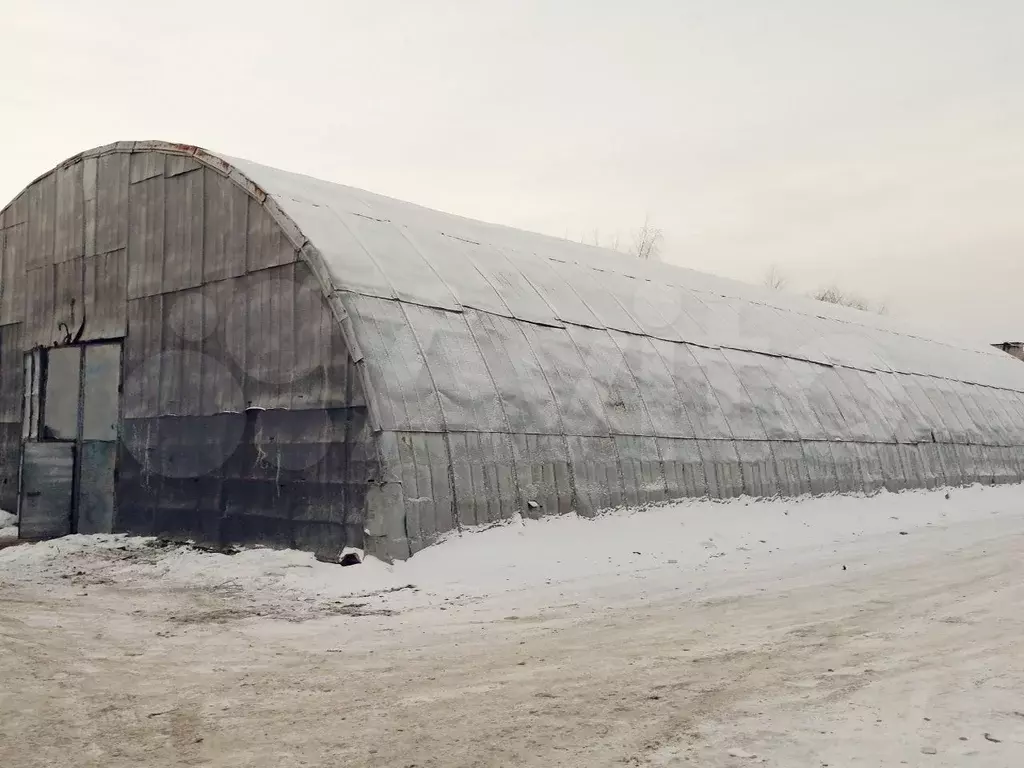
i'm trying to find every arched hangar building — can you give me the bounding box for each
[1,141,1023,560]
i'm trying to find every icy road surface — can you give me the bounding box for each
[1,485,1023,767]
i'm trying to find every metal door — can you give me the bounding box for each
[18,342,122,538]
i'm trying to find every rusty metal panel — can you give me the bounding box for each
[26,173,55,270]
[344,292,443,431]
[657,437,707,498]
[83,249,127,340]
[566,434,622,515]
[689,345,766,440]
[448,431,519,526]
[76,440,116,534]
[95,153,130,254]
[127,174,165,299]
[163,169,205,293]
[54,163,84,262]
[247,196,295,272]
[0,223,26,325]
[203,169,248,282]
[24,265,55,348]
[19,442,74,538]
[614,434,666,506]
[165,154,201,177]
[567,326,653,436]
[403,304,505,432]
[464,309,560,434]
[653,339,732,439]
[520,323,609,437]
[612,332,695,439]
[510,433,573,516]
[129,152,164,183]
[723,349,800,441]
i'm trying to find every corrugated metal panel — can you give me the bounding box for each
[130,152,164,183]
[83,249,127,340]
[95,153,129,255]
[53,257,84,342]
[163,169,205,293]
[203,169,248,282]
[24,265,55,348]
[124,295,164,418]
[247,196,297,272]
[395,431,453,552]
[54,163,84,263]
[165,154,201,177]
[0,223,27,325]
[26,173,55,270]
[76,441,116,535]
[0,324,23,424]
[127,175,165,299]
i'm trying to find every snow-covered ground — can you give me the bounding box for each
[2,485,1024,767]
[0,508,16,540]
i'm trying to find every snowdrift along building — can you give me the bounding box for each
[2,141,1024,560]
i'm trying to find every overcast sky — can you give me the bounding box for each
[3,0,1021,344]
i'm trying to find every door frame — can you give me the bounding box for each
[19,337,125,536]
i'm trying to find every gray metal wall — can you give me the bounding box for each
[0,147,372,555]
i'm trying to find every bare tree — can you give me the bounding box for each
[811,285,887,315]
[629,215,663,261]
[763,265,788,291]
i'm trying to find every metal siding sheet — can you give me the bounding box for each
[127,174,165,299]
[247,196,296,272]
[404,304,507,432]
[203,169,248,282]
[657,437,708,498]
[95,153,130,255]
[129,152,164,183]
[0,324,24,423]
[465,309,560,434]
[520,323,610,437]
[54,163,84,263]
[165,154,201,177]
[53,257,84,342]
[26,173,56,270]
[344,293,443,432]
[24,265,55,348]
[612,332,696,439]
[124,295,164,418]
[689,345,766,440]
[83,249,127,340]
[568,326,654,436]
[0,223,27,325]
[510,433,573,516]
[163,169,205,293]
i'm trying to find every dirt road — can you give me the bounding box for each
[2,498,1023,767]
